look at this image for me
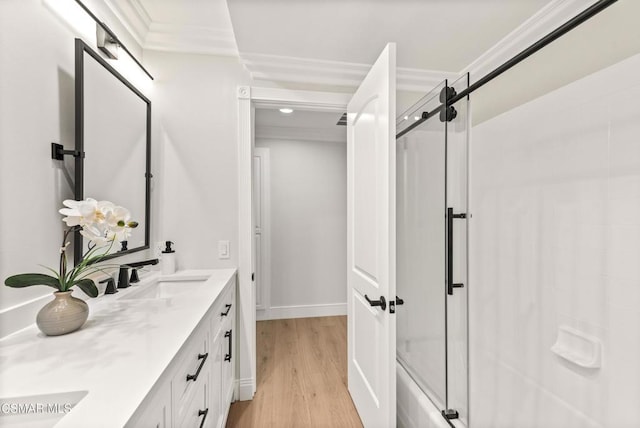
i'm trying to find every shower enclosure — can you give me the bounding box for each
[396,75,470,426]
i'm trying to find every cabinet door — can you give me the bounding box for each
[222,329,233,404]
[221,322,234,408]
[209,328,224,428]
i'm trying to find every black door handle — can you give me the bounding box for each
[447,207,466,295]
[364,295,386,311]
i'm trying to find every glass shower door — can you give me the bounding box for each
[396,80,448,408]
[396,74,470,425]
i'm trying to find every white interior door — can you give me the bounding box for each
[253,148,270,318]
[347,43,396,428]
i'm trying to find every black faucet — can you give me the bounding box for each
[126,258,160,268]
[117,266,130,289]
[118,258,159,288]
[100,277,117,294]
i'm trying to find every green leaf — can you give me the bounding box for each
[37,265,61,280]
[5,274,61,290]
[73,278,98,298]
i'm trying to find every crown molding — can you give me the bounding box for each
[145,23,238,56]
[255,126,346,144]
[103,0,151,47]
[103,0,238,56]
[241,53,457,92]
[460,0,597,80]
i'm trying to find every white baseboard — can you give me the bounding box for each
[238,377,256,401]
[257,302,347,321]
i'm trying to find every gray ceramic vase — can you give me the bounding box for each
[36,291,89,336]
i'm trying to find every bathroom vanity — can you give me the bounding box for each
[0,269,237,428]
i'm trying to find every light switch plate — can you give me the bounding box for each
[218,240,230,259]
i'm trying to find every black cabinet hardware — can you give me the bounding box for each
[224,330,232,362]
[221,304,232,316]
[198,408,209,428]
[447,208,466,295]
[364,295,387,311]
[186,353,208,382]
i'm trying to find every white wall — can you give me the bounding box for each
[255,136,347,319]
[144,51,250,270]
[0,0,152,335]
[472,0,640,125]
[470,51,640,428]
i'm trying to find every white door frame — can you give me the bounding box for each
[236,86,351,400]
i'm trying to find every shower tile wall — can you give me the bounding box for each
[470,52,640,428]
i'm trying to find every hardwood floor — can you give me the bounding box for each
[226,316,363,428]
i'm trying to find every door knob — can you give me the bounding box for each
[364,295,386,311]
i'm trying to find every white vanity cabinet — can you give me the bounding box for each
[211,284,236,428]
[126,377,171,428]
[126,275,236,428]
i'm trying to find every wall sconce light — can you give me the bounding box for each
[96,23,119,60]
[75,0,154,80]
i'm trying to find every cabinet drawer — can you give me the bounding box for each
[212,285,235,337]
[176,367,210,428]
[172,325,209,425]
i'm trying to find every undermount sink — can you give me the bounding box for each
[0,390,88,428]
[118,278,208,300]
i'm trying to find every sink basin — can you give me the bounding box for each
[119,279,207,300]
[0,390,87,428]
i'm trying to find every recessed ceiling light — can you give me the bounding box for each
[279,108,294,114]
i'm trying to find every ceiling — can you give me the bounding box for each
[227,0,551,71]
[107,0,559,88]
[256,108,344,130]
[255,108,347,142]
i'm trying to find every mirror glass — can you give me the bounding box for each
[75,40,150,262]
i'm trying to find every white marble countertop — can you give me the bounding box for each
[0,268,237,428]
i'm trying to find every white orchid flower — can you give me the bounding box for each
[59,198,118,229]
[60,198,138,247]
[58,199,85,226]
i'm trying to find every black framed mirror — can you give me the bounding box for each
[74,38,151,264]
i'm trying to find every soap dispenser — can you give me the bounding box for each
[161,241,176,275]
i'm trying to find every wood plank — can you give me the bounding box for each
[226,316,363,428]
